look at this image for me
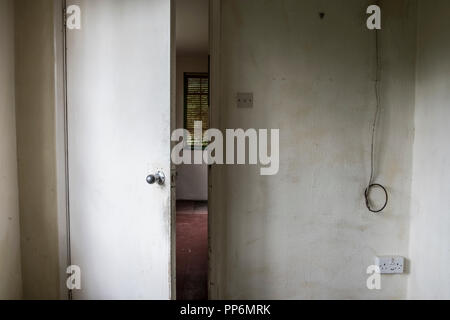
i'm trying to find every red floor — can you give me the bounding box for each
[176,200,208,300]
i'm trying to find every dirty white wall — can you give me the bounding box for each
[176,55,209,201]
[14,0,60,299]
[214,0,417,299]
[0,0,23,300]
[408,0,450,300]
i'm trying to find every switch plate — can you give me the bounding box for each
[375,256,404,274]
[237,92,253,108]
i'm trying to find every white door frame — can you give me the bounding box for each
[53,0,177,300]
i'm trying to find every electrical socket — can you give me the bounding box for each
[375,256,404,274]
[237,92,253,108]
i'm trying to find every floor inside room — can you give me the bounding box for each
[176,200,208,300]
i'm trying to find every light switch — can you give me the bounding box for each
[375,256,405,274]
[237,92,253,108]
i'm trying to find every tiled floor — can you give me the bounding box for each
[176,200,208,300]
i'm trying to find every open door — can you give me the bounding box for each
[65,0,174,299]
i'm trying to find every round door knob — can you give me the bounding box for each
[146,175,156,184]
[146,171,165,185]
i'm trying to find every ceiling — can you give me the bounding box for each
[176,0,209,56]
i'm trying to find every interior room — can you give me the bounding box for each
[175,0,209,300]
[1,0,450,301]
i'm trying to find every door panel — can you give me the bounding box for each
[66,0,173,299]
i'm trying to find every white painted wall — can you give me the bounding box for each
[176,55,209,201]
[213,0,417,299]
[408,0,450,300]
[0,0,23,300]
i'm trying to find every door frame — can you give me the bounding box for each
[208,0,224,300]
[53,0,70,300]
[53,0,177,300]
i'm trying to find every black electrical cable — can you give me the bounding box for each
[365,18,388,214]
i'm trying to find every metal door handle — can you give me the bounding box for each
[146,171,165,185]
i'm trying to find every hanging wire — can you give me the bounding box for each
[365,22,388,213]
[369,27,381,186]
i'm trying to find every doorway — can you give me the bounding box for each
[57,0,214,300]
[175,0,210,300]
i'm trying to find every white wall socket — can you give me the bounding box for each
[375,256,405,274]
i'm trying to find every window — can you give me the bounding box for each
[184,73,209,148]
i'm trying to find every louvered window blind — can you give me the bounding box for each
[184,73,209,148]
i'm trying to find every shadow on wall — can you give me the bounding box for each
[0,0,22,300]
[14,0,60,299]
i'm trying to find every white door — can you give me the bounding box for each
[66,0,173,299]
